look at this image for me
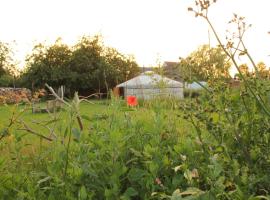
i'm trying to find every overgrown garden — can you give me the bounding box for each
[1,0,270,199]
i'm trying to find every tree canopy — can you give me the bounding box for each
[22,36,140,96]
[179,44,231,82]
[0,42,17,87]
[0,42,14,77]
[236,61,270,79]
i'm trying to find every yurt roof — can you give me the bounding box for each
[186,81,207,90]
[116,71,183,89]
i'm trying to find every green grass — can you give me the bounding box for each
[0,101,110,153]
[0,98,191,164]
[0,101,108,131]
[0,99,188,143]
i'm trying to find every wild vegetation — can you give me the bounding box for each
[1,0,270,199]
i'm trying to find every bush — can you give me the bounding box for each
[0,74,14,87]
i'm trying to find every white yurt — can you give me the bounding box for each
[185,81,207,90]
[116,71,183,99]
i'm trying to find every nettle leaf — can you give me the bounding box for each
[124,187,138,197]
[128,168,146,182]
[72,128,81,142]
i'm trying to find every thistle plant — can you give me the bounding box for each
[175,0,270,198]
[188,0,270,117]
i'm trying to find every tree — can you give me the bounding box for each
[23,38,72,90]
[23,35,140,96]
[0,41,18,87]
[104,47,140,87]
[69,35,105,94]
[179,44,231,82]
[70,36,140,95]
[257,61,269,78]
[235,62,270,78]
[0,42,11,77]
[238,63,250,76]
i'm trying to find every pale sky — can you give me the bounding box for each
[1,0,270,70]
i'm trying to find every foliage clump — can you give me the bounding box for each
[21,36,140,96]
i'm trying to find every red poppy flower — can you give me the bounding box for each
[127,96,138,106]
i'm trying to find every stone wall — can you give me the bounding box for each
[0,88,32,104]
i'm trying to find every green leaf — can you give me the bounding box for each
[171,189,183,200]
[129,148,142,157]
[184,169,193,182]
[79,186,87,200]
[124,187,138,197]
[171,188,205,200]
[180,187,204,196]
[72,128,81,142]
[173,165,183,173]
[64,127,68,138]
[128,168,146,182]
[248,195,270,200]
[37,176,51,185]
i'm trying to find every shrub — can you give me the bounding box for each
[0,74,14,87]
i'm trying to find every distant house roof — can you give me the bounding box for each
[116,71,183,89]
